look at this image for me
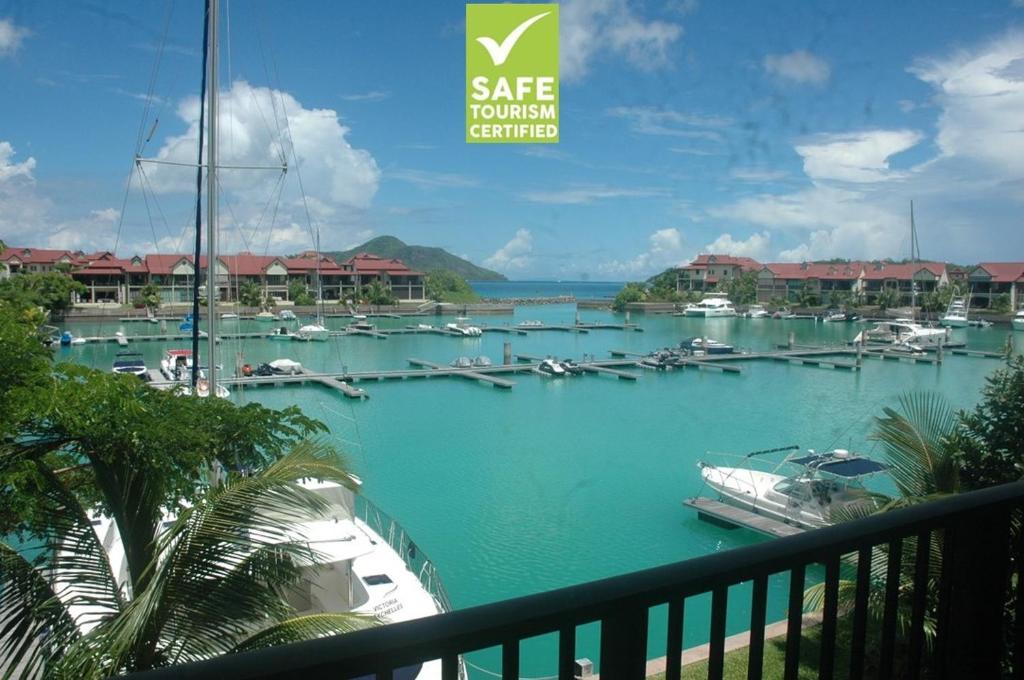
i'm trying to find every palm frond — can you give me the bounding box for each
[229,613,378,654]
[870,392,959,497]
[0,543,79,680]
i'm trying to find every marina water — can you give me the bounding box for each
[61,301,1011,676]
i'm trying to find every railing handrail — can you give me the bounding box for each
[129,480,1024,680]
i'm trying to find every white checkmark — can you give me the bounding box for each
[475,11,551,67]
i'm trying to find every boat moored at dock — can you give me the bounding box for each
[683,293,737,317]
[940,296,969,327]
[853,319,950,349]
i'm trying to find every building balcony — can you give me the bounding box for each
[126,481,1024,680]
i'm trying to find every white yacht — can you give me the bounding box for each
[75,480,456,679]
[853,319,950,349]
[536,358,567,376]
[1013,310,1024,332]
[297,322,330,342]
[744,305,769,318]
[445,321,482,336]
[684,293,737,318]
[279,309,297,321]
[940,297,969,328]
[697,449,889,529]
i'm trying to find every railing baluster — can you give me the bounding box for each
[907,531,931,679]
[879,538,903,679]
[849,545,872,680]
[747,575,768,680]
[784,564,805,680]
[558,624,576,680]
[708,586,728,680]
[442,655,459,680]
[599,606,648,680]
[502,640,519,680]
[665,599,684,680]
[818,556,840,680]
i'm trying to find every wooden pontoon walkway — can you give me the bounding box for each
[683,498,805,538]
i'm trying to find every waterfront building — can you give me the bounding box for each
[968,262,1024,310]
[675,254,762,293]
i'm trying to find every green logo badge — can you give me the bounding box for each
[466,3,559,144]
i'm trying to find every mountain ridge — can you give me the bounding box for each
[327,236,507,281]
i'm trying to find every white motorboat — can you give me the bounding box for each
[111,351,148,379]
[1013,310,1024,332]
[472,355,492,367]
[279,309,297,321]
[684,293,737,318]
[76,480,456,679]
[537,358,567,376]
[450,356,473,368]
[697,449,889,529]
[297,323,330,342]
[940,296,969,328]
[517,320,544,327]
[269,326,299,341]
[744,305,769,318]
[220,312,239,320]
[680,337,734,355]
[853,319,950,348]
[268,358,304,375]
[445,322,482,336]
[159,349,193,381]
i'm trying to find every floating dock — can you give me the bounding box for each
[683,498,805,538]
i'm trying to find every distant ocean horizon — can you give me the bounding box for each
[468,280,626,299]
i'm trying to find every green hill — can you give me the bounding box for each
[327,236,507,281]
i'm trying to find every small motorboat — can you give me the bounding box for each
[822,310,847,323]
[416,323,434,330]
[278,309,297,321]
[968,318,993,328]
[772,308,797,319]
[537,358,567,377]
[111,352,148,380]
[160,349,193,381]
[472,355,493,367]
[114,331,129,346]
[220,312,239,320]
[853,320,950,348]
[517,320,544,327]
[297,322,329,341]
[268,358,303,375]
[60,331,86,346]
[1014,310,1024,332]
[745,305,770,318]
[178,313,196,332]
[445,322,482,337]
[450,356,474,368]
[349,319,376,331]
[680,337,734,355]
[268,326,298,341]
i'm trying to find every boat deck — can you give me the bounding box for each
[683,498,805,538]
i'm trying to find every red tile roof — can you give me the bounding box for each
[0,247,79,265]
[763,262,866,280]
[860,261,946,280]
[973,262,1024,283]
[685,254,762,271]
[345,253,422,276]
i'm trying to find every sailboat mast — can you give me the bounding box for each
[206,0,220,391]
[190,0,211,388]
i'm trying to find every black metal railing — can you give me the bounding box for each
[130,481,1024,680]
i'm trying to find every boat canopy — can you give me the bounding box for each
[788,451,889,478]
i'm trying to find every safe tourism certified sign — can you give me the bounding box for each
[466,3,559,143]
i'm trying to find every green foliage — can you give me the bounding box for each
[920,282,964,314]
[139,283,161,311]
[0,271,86,316]
[237,281,264,308]
[360,279,396,306]
[0,304,52,440]
[828,289,852,309]
[875,286,901,310]
[992,293,1012,314]
[425,269,480,303]
[715,271,757,304]
[797,281,819,308]
[951,355,1024,490]
[288,280,316,306]
[612,282,646,311]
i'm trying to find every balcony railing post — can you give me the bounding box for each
[599,606,648,680]
[936,508,1012,680]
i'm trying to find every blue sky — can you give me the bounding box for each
[1,0,1023,279]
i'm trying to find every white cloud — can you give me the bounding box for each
[561,0,682,82]
[910,31,1024,175]
[703,231,772,260]
[484,229,533,271]
[521,184,666,204]
[0,18,29,57]
[730,168,788,182]
[607,106,729,138]
[341,90,391,102]
[763,50,831,85]
[795,129,924,183]
[597,227,688,277]
[0,141,35,181]
[388,168,479,188]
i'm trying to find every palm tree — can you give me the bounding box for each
[1,443,374,678]
[805,393,959,648]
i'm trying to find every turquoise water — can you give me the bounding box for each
[470,280,625,299]
[60,306,1015,675]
